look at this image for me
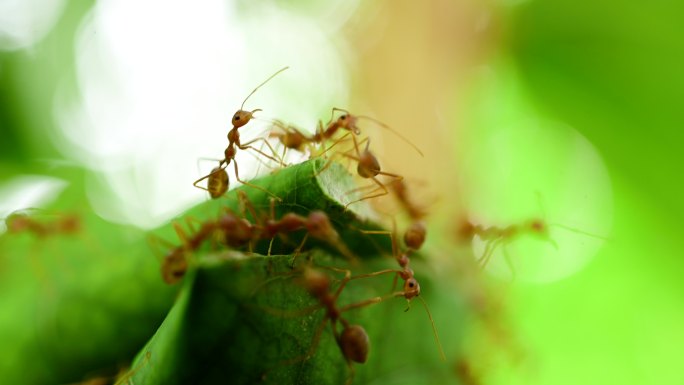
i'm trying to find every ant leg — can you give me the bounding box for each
[344,177,390,209]
[236,191,259,223]
[502,244,517,281]
[146,234,176,261]
[359,228,398,257]
[479,238,503,269]
[339,291,404,312]
[312,133,354,177]
[314,132,353,159]
[277,317,331,366]
[232,159,282,201]
[239,137,287,166]
[290,233,310,268]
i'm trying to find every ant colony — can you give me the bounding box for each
[148,66,561,384]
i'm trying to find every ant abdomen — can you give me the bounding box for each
[207,167,229,199]
[338,325,370,364]
[357,151,381,178]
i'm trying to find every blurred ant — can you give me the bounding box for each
[457,217,557,275]
[194,67,289,200]
[3,209,80,237]
[389,179,429,221]
[457,195,608,277]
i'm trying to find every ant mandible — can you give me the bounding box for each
[194,67,289,200]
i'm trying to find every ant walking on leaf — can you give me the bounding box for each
[262,266,370,385]
[194,67,289,201]
[357,222,446,362]
[156,192,357,284]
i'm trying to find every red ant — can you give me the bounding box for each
[356,223,446,361]
[268,267,370,385]
[269,108,422,167]
[457,201,608,278]
[194,67,289,200]
[3,209,80,237]
[457,217,557,277]
[308,110,423,209]
[158,192,356,284]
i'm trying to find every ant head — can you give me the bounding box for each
[404,277,421,300]
[232,109,261,129]
[526,218,549,237]
[404,221,427,250]
[338,324,370,363]
[335,113,361,135]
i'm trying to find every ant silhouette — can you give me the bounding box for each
[457,194,609,278]
[194,67,289,200]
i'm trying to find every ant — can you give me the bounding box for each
[270,107,422,165]
[457,204,608,277]
[356,223,446,361]
[194,67,289,200]
[339,137,407,209]
[270,267,370,385]
[158,192,356,284]
[457,217,557,277]
[3,209,80,237]
[305,110,423,209]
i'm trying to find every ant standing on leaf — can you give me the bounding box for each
[355,222,446,362]
[193,67,290,201]
[157,192,357,284]
[265,267,370,385]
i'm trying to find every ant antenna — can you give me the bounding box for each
[417,296,447,362]
[359,114,424,157]
[240,66,289,110]
[332,108,424,157]
[535,190,609,241]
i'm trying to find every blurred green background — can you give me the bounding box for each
[1,0,682,384]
